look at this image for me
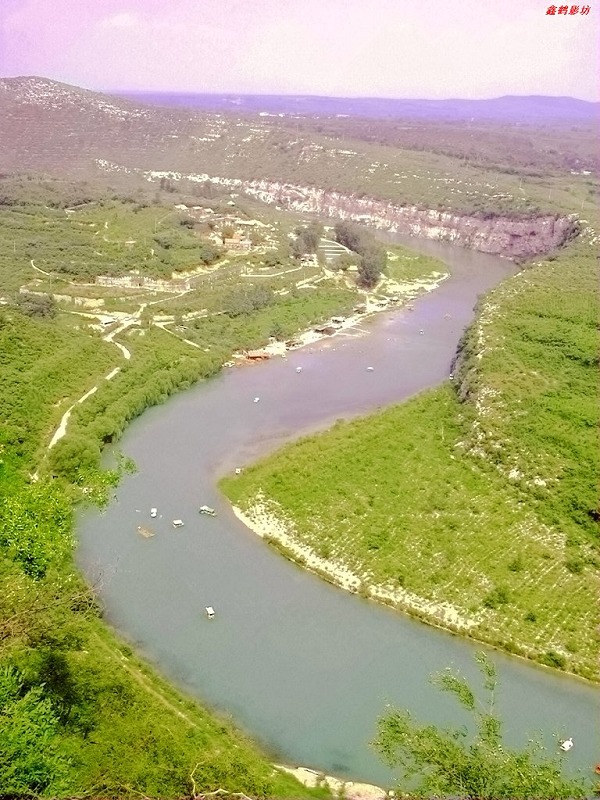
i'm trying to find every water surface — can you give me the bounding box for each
[78,238,599,784]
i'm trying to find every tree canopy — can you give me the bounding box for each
[333,221,386,287]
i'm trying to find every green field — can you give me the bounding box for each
[221,236,600,681]
[4,178,447,796]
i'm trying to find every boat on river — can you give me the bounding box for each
[137,526,154,538]
[172,519,185,528]
[199,505,217,516]
[560,737,573,752]
[205,606,215,619]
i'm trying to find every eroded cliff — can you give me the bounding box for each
[98,160,579,260]
[238,179,578,260]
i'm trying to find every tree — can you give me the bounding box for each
[374,652,588,799]
[332,252,356,271]
[15,292,56,319]
[49,434,101,482]
[294,222,322,254]
[334,220,364,252]
[357,246,386,288]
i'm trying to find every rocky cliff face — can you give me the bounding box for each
[238,179,577,260]
[98,160,579,261]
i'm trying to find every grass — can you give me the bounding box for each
[128,119,598,219]
[0,311,116,475]
[385,244,448,283]
[1,117,596,790]
[4,180,441,796]
[220,235,600,681]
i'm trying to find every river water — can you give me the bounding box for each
[77,237,599,785]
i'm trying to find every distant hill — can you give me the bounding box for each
[0,76,188,175]
[0,76,597,195]
[118,91,600,123]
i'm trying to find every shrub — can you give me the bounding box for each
[483,586,510,609]
[540,651,567,670]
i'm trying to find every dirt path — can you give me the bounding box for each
[102,321,133,359]
[156,321,204,349]
[48,385,98,449]
[30,259,52,276]
[93,634,198,728]
[46,321,133,453]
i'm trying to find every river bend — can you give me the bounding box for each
[77,237,599,784]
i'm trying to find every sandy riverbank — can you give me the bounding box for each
[232,498,478,631]
[232,271,447,362]
[274,764,389,799]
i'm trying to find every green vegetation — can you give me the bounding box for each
[221,237,600,681]
[455,237,599,548]
[292,221,323,256]
[0,177,372,796]
[184,287,356,350]
[147,116,597,218]
[333,221,387,288]
[0,311,116,476]
[0,307,334,798]
[375,652,589,798]
[0,175,390,796]
[385,245,447,284]
[1,99,597,792]
[0,178,220,293]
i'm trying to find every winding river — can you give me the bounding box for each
[77,237,599,785]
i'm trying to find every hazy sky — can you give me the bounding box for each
[0,0,597,100]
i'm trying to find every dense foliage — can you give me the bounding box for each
[333,221,387,287]
[1,123,596,793]
[292,221,323,256]
[0,177,221,293]
[0,176,373,794]
[0,307,341,797]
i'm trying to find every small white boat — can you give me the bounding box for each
[199,505,216,516]
[235,468,242,475]
[449,373,454,380]
[172,519,185,528]
[150,507,157,518]
[559,737,573,752]
[419,329,424,335]
[205,606,215,619]
[366,366,374,372]
[296,366,303,373]
[253,397,260,403]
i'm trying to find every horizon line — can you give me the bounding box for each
[2,76,599,104]
[110,88,600,104]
